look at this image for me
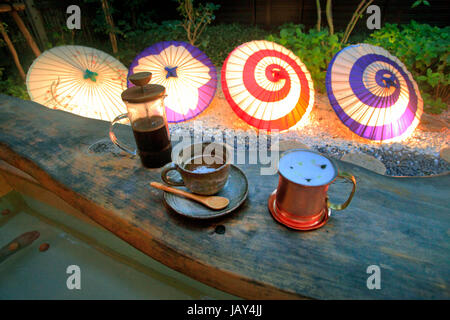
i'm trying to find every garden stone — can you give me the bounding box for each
[418,113,448,132]
[440,147,450,163]
[273,140,310,152]
[341,152,387,175]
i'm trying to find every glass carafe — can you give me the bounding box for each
[110,72,172,168]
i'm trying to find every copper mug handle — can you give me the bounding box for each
[326,172,357,211]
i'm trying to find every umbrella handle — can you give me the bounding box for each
[109,113,137,155]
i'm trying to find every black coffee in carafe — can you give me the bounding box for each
[110,72,173,168]
[132,115,172,168]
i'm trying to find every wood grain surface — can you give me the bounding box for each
[0,94,449,299]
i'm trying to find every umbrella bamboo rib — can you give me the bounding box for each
[27,45,127,122]
[222,40,313,130]
[326,43,422,141]
[129,41,217,122]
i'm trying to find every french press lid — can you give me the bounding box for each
[121,72,165,103]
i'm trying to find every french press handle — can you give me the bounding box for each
[109,113,137,155]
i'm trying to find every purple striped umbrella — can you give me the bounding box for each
[326,44,423,142]
[128,41,217,123]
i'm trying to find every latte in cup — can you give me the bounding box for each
[161,142,232,195]
[182,155,224,174]
[279,149,336,186]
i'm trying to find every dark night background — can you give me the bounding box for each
[0,0,448,113]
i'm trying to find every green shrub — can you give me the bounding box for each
[366,21,450,114]
[0,68,29,100]
[177,0,220,46]
[121,22,269,68]
[200,23,269,67]
[117,20,187,66]
[267,23,342,93]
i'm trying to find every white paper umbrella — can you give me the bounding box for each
[26,45,128,121]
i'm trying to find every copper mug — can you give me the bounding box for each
[268,149,356,230]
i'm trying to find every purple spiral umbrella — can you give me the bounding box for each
[326,44,423,142]
[128,41,217,123]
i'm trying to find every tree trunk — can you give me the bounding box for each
[100,0,118,54]
[24,0,48,50]
[9,10,41,57]
[342,0,374,44]
[326,0,334,35]
[0,22,26,80]
[316,0,321,31]
[265,0,272,29]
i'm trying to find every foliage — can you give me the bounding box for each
[267,24,342,93]
[0,21,29,50]
[0,0,447,116]
[115,20,186,66]
[411,0,430,8]
[47,26,78,47]
[83,0,118,53]
[83,0,116,35]
[116,22,268,67]
[0,68,29,100]
[366,21,450,113]
[342,0,374,44]
[177,0,220,46]
[200,23,269,66]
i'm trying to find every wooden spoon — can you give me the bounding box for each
[150,182,229,210]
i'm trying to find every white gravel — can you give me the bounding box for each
[167,80,449,176]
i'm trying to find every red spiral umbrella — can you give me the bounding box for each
[221,40,315,131]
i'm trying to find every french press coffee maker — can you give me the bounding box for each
[109,72,172,168]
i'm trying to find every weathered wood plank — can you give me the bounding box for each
[0,171,13,197]
[0,94,449,299]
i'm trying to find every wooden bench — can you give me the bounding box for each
[0,94,448,299]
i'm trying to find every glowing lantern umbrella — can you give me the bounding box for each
[128,41,217,123]
[326,43,423,141]
[221,40,315,131]
[26,45,128,122]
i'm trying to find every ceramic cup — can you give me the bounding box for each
[269,149,356,230]
[161,142,232,195]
